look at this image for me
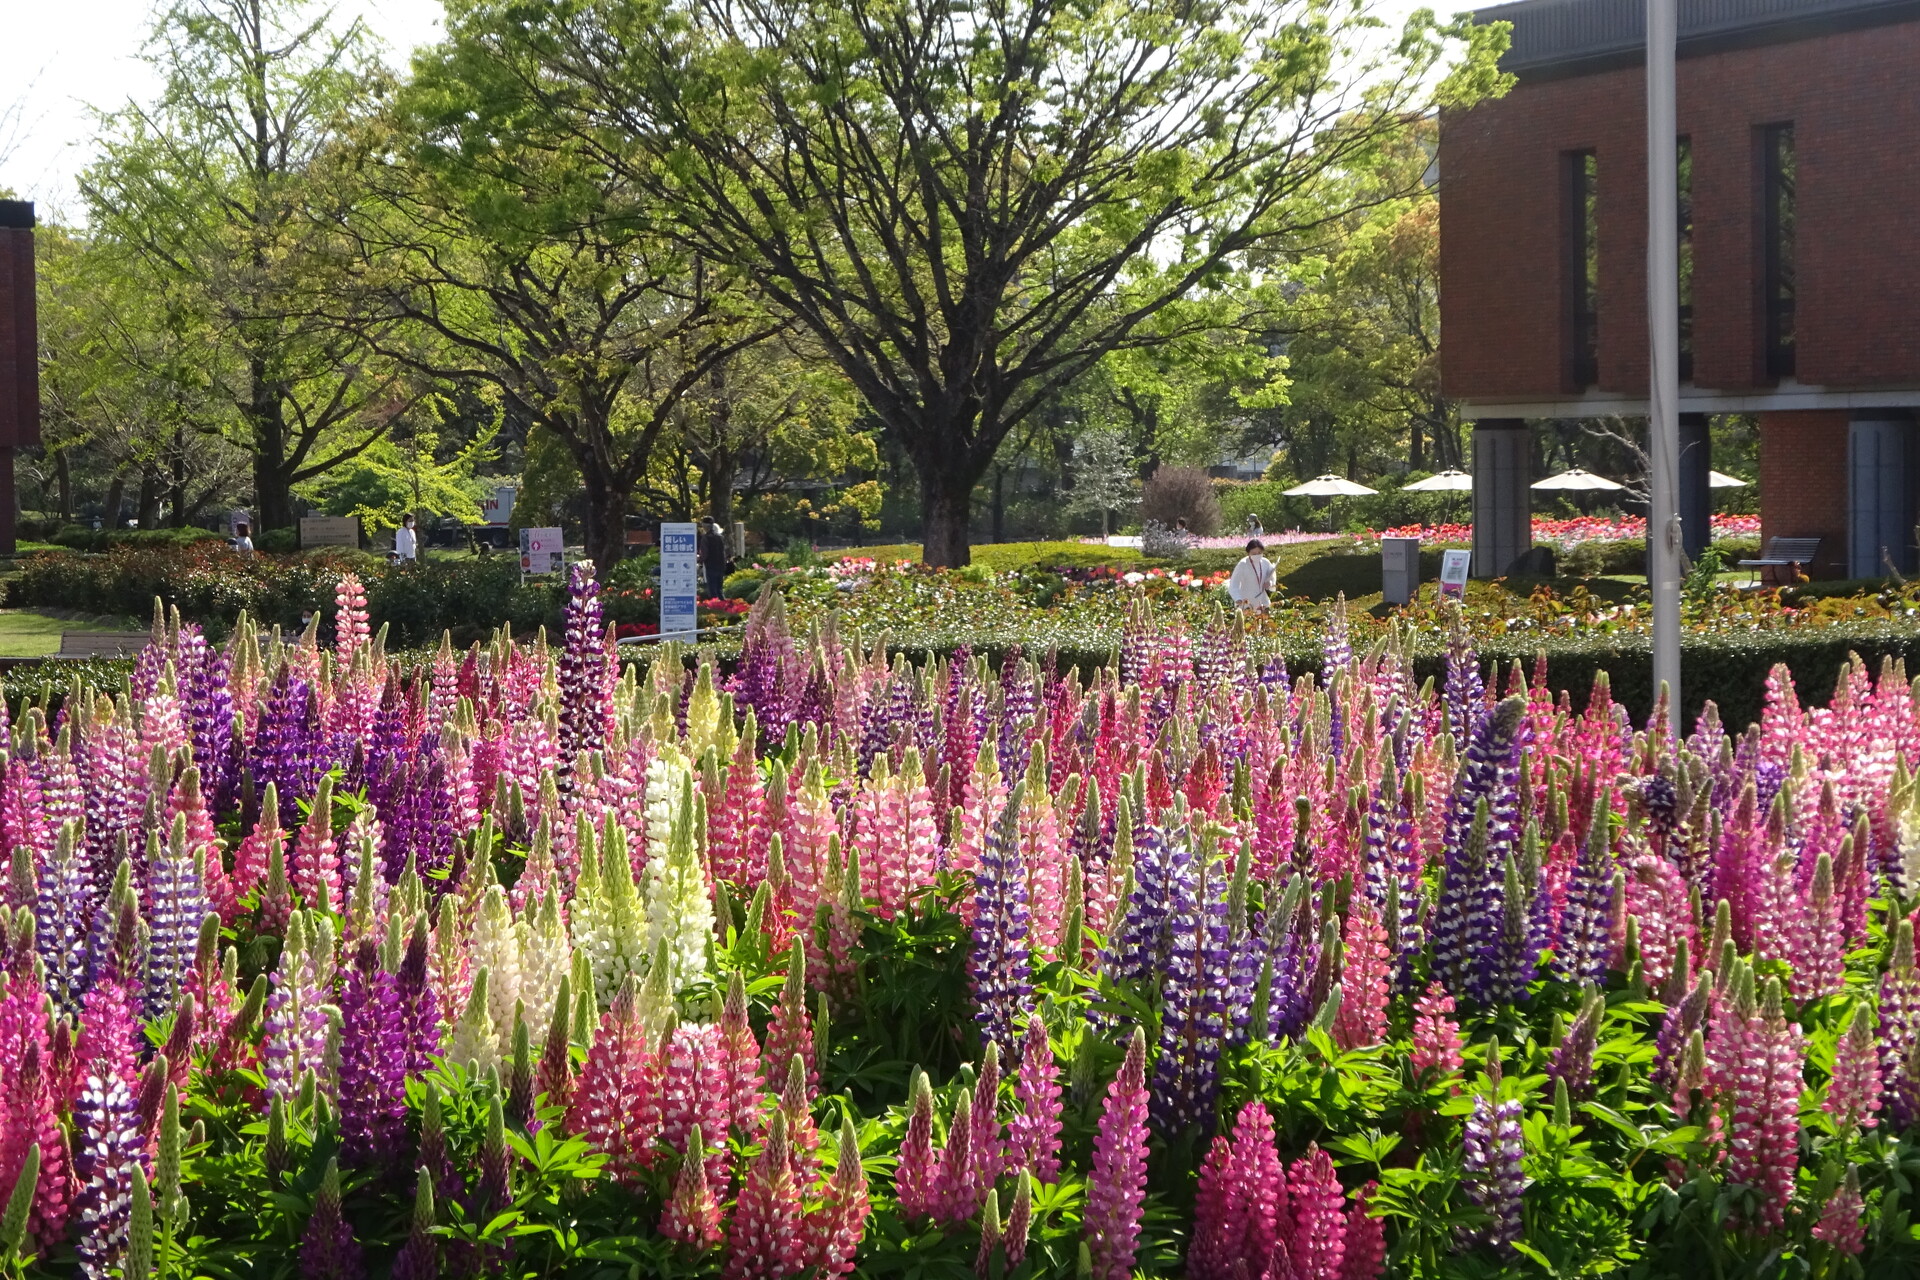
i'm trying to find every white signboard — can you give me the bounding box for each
[519,526,565,577]
[299,516,360,548]
[1439,549,1473,601]
[480,486,516,526]
[659,521,700,638]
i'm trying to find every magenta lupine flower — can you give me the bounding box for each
[969,1042,1005,1203]
[559,564,612,758]
[1333,899,1389,1051]
[1188,1131,1238,1280]
[763,944,818,1096]
[337,939,407,1166]
[1287,1144,1348,1280]
[1191,1102,1289,1280]
[894,1071,937,1222]
[72,1070,148,1280]
[1459,1052,1524,1251]
[805,1116,869,1278]
[572,982,661,1186]
[723,1110,807,1280]
[1825,1003,1882,1137]
[1727,977,1802,1235]
[1340,1182,1387,1280]
[300,1158,363,1280]
[78,978,141,1086]
[1812,1166,1866,1256]
[1084,1028,1150,1280]
[1006,1011,1063,1183]
[931,1089,977,1227]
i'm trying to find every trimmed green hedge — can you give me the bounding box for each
[47,525,227,552]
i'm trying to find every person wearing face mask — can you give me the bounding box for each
[1226,538,1275,610]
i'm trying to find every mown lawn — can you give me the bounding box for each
[0,609,144,657]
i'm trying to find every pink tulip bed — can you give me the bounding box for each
[0,567,1911,1278]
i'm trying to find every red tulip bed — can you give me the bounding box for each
[0,569,1912,1279]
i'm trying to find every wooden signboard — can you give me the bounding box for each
[299,516,361,548]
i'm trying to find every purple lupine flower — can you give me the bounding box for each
[999,657,1038,770]
[1363,760,1424,992]
[971,791,1034,1058]
[1444,624,1485,744]
[558,564,610,759]
[1257,653,1290,691]
[396,919,440,1078]
[857,669,912,774]
[731,590,799,743]
[300,1158,363,1280]
[1554,800,1616,985]
[1102,827,1185,992]
[1459,1051,1525,1251]
[390,1169,438,1280]
[1655,969,1711,1094]
[175,623,239,812]
[1262,889,1316,1042]
[1546,989,1604,1098]
[144,817,210,1019]
[338,939,408,1166]
[251,666,327,823]
[1321,599,1353,676]
[36,822,96,1015]
[72,1070,148,1280]
[1432,697,1526,1004]
[1149,838,1231,1138]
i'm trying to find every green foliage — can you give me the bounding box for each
[47,526,226,552]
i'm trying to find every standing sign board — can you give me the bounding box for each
[659,522,700,639]
[519,527,565,579]
[299,516,360,549]
[1439,549,1472,601]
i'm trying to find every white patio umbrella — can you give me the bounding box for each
[1708,470,1749,489]
[1283,474,1379,497]
[1400,469,1473,492]
[1531,468,1626,492]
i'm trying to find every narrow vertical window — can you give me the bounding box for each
[1761,123,1795,379]
[1564,150,1599,389]
[1677,137,1693,382]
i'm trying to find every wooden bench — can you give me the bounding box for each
[55,631,152,659]
[1737,537,1821,587]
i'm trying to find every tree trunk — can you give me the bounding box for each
[55,451,72,523]
[170,422,188,528]
[137,468,163,529]
[580,466,630,577]
[920,472,974,568]
[249,358,294,529]
[707,444,736,531]
[104,473,126,530]
[1409,418,1424,473]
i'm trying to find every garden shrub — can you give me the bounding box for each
[48,524,227,552]
[1139,465,1222,534]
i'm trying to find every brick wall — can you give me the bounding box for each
[1758,409,1849,577]
[0,222,36,449]
[1439,18,1920,400]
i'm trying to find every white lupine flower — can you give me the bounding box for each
[517,888,572,1038]
[570,815,648,1006]
[471,886,522,1052]
[641,772,714,998]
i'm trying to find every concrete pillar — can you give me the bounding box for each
[1471,419,1531,578]
[1849,410,1918,578]
[0,199,38,559]
[1677,413,1711,562]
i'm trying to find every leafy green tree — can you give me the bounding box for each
[474,0,1507,564]
[83,0,415,530]
[335,15,781,571]
[1063,424,1139,536]
[297,393,499,528]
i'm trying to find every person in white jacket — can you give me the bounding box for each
[393,513,418,562]
[1226,539,1275,610]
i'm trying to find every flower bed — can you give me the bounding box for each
[0,571,1913,1276]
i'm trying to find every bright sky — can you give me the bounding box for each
[0,0,446,220]
[3,0,1446,223]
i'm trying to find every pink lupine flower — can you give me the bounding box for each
[1084,1028,1149,1280]
[762,942,817,1095]
[894,1071,938,1222]
[1791,853,1844,1001]
[659,1124,725,1251]
[720,973,768,1142]
[1811,1166,1865,1256]
[968,1042,1005,1202]
[660,1022,730,1191]
[722,1110,807,1280]
[805,1116,868,1278]
[1334,898,1389,1051]
[778,1055,822,1187]
[1410,983,1464,1084]
[572,981,661,1185]
[289,775,340,911]
[1727,977,1802,1235]
[1824,1003,1881,1137]
[1006,1012,1062,1183]
[932,1090,977,1227]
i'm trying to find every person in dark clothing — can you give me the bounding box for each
[701,519,730,600]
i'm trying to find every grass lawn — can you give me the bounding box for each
[0,609,144,657]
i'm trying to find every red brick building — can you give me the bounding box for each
[1439,0,1920,577]
[0,201,34,555]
